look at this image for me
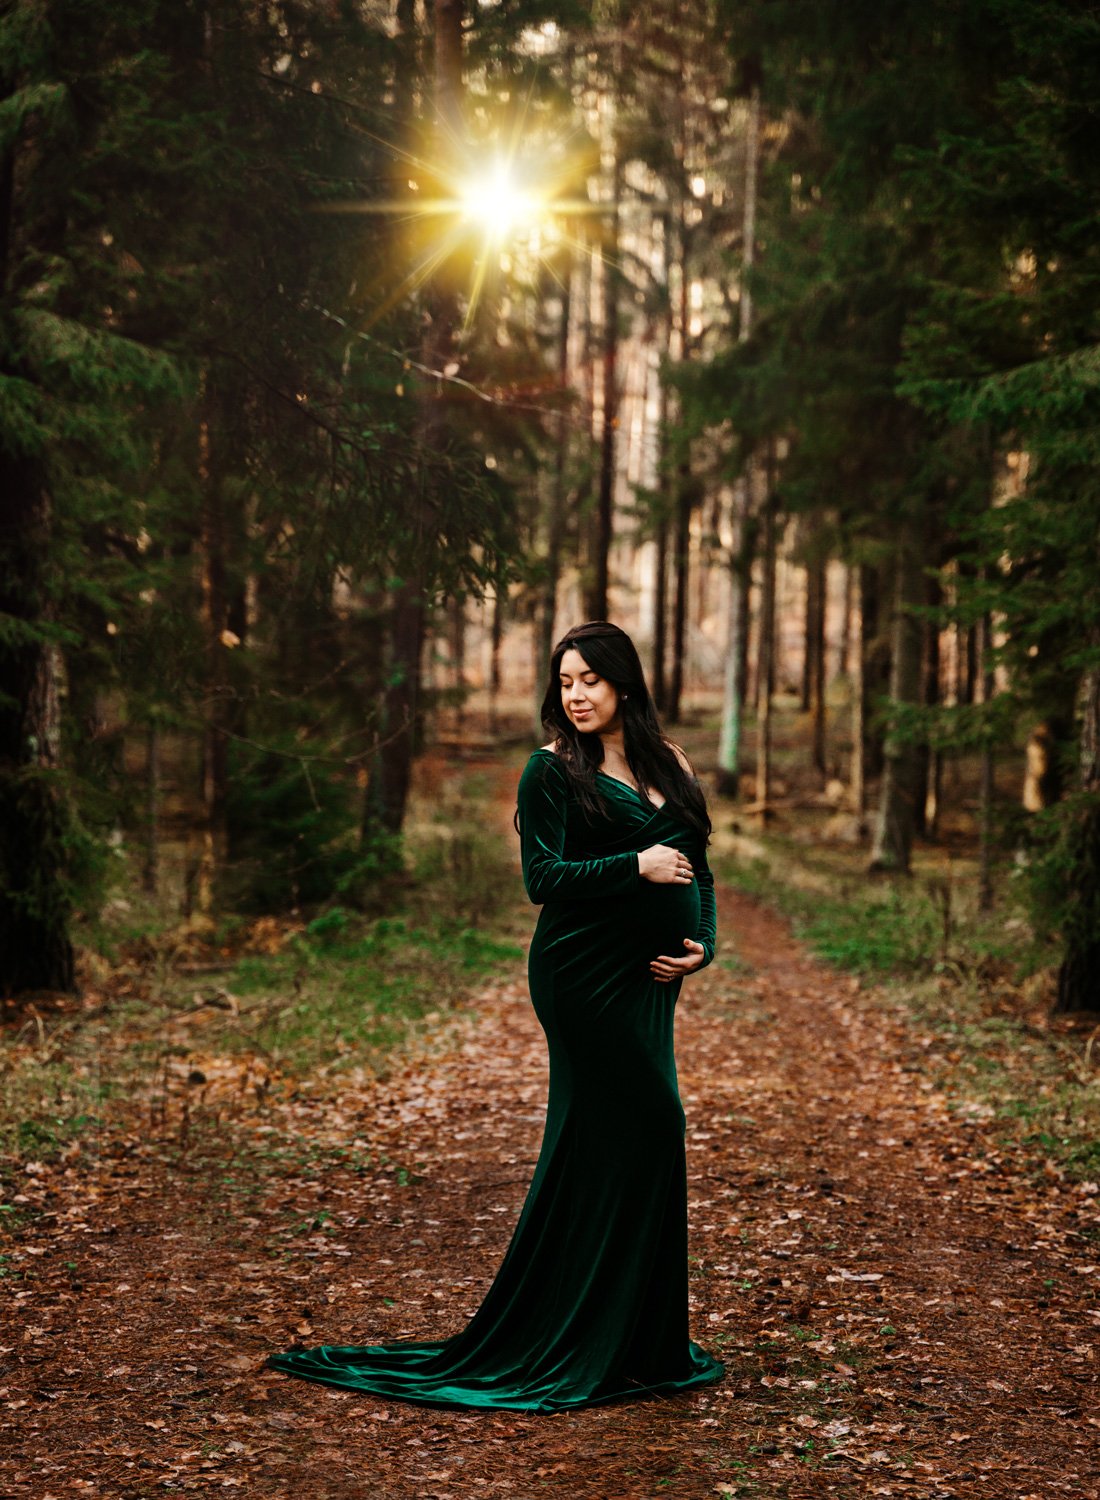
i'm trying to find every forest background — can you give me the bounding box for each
[3,0,1100,1156]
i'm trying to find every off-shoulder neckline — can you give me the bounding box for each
[532,747,668,811]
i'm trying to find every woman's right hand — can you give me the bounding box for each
[638,844,695,885]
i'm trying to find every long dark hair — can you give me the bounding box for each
[537,620,711,842]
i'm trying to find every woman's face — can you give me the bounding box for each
[558,647,622,735]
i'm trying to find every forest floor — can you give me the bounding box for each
[3,749,1099,1499]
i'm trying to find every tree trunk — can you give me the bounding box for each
[976,602,995,910]
[839,564,853,679]
[142,722,160,896]
[754,461,778,819]
[716,82,760,790]
[869,523,925,874]
[488,584,503,737]
[1054,653,1100,1012]
[921,572,943,839]
[800,560,814,713]
[651,231,672,715]
[0,450,76,994]
[589,142,620,622]
[717,475,758,796]
[364,0,461,843]
[196,366,231,916]
[850,565,866,825]
[652,509,670,714]
[808,550,827,777]
[535,240,573,724]
[861,561,891,781]
[450,594,466,736]
[667,484,692,724]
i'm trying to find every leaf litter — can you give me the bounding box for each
[1,761,1098,1498]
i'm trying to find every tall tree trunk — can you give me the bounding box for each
[869,520,925,873]
[808,550,827,777]
[800,559,814,713]
[651,224,672,715]
[921,572,943,839]
[1054,646,1100,1013]
[0,451,76,994]
[364,0,461,842]
[450,593,466,736]
[839,564,853,679]
[754,456,778,819]
[717,478,758,795]
[142,722,160,896]
[590,162,620,621]
[587,77,621,620]
[849,565,866,826]
[652,508,670,714]
[861,561,891,781]
[667,484,692,723]
[488,583,503,737]
[717,81,760,790]
[196,366,231,916]
[578,239,597,609]
[955,561,978,707]
[666,174,696,726]
[535,239,573,724]
[977,601,995,912]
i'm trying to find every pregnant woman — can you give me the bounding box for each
[266,620,724,1410]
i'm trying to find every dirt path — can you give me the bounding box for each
[3,813,1099,1496]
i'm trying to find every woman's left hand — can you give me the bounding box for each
[650,938,707,984]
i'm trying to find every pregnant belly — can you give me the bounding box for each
[532,881,700,980]
[632,879,701,956]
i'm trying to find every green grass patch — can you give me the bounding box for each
[223,914,522,1075]
[2,762,529,1162]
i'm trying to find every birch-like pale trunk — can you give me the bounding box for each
[717,83,760,793]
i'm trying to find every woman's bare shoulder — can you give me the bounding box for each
[664,739,694,774]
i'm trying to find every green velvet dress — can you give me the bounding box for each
[265,747,724,1411]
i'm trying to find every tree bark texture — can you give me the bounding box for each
[717,476,757,796]
[920,572,943,840]
[869,523,925,874]
[717,83,760,787]
[1054,642,1100,1012]
[808,551,827,776]
[535,242,573,718]
[861,561,891,782]
[849,566,866,823]
[0,449,77,994]
[977,602,995,911]
[754,456,778,817]
[365,0,461,843]
[666,486,692,724]
[196,366,232,915]
[589,143,621,623]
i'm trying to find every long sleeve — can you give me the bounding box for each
[692,842,717,969]
[518,752,641,904]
